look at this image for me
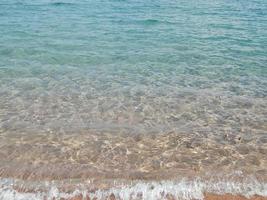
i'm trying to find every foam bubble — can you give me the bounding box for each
[0,176,266,200]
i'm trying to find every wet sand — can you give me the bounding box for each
[204,194,267,200]
[62,194,267,200]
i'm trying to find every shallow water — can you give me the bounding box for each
[0,0,267,198]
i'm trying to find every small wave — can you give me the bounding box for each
[0,176,266,200]
[141,19,161,26]
[138,19,174,26]
[49,2,75,6]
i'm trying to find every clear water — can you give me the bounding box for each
[0,0,267,198]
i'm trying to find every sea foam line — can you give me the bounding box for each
[0,176,266,200]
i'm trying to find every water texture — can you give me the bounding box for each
[0,0,267,197]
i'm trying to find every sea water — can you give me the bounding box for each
[0,0,266,199]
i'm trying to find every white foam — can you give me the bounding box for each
[0,176,266,200]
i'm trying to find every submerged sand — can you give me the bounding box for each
[0,130,266,181]
[0,130,266,199]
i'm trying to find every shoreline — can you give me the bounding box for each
[1,190,266,200]
[204,194,267,200]
[0,175,266,200]
[57,194,267,200]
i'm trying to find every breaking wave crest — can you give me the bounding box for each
[0,173,266,200]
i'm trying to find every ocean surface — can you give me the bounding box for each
[0,0,267,199]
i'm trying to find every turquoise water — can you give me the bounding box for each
[0,0,267,198]
[0,0,266,133]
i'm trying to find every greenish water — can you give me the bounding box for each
[0,0,266,134]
